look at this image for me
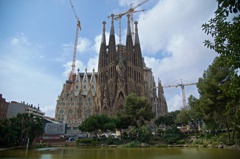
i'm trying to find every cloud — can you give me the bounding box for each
[77,37,92,53]
[10,32,31,46]
[135,0,218,111]
[62,60,85,77]
[0,33,63,117]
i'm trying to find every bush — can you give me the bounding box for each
[226,139,235,146]
[123,141,140,148]
[162,134,182,144]
[162,127,184,144]
[106,136,120,145]
[176,139,185,144]
[137,125,153,143]
[76,138,97,145]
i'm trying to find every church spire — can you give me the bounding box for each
[110,14,115,36]
[101,21,106,44]
[108,14,116,64]
[98,21,107,70]
[133,20,143,67]
[126,14,134,63]
[134,21,140,45]
[127,14,132,37]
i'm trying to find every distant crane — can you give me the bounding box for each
[69,0,81,75]
[163,80,197,107]
[108,0,148,44]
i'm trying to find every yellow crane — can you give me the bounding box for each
[108,0,148,44]
[163,80,197,107]
[69,0,81,74]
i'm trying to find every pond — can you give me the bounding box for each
[0,147,240,159]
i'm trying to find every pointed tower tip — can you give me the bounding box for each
[127,14,131,36]
[101,21,106,44]
[134,21,140,44]
[110,14,115,36]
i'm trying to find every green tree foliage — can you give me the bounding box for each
[115,113,132,139]
[176,95,203,137]
[128,125,153,143]
[217,0,240,15]
[0,113,44,147]
[79,114,116,139]
[197,57,239,140]
[162,126,184,144]
[125,93,155,127]
[137,125,153,143]
[154,110,180,127]
[202,0,240,98]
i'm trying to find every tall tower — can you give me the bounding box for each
[97,15,146,116]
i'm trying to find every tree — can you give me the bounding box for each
[197,57,239,140]
[79,114,116,139]
[0,113,44,147]
[202,0,240,98]
[155,110,180,128]
[125,93,155,128]
[176,95,203,137]
[187,95,203,136]
[217,0,240,15]
[115,113,131,139]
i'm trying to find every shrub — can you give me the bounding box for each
[162,134,182,144]
[76,138,97,145]
[123,141,140,148]
[106,136,120,145]
[137,125,153,143]
[176,139,185,144]
[162,127,184,144]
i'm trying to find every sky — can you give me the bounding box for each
[0,0,218,118]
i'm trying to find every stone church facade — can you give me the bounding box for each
[55,16,168,132]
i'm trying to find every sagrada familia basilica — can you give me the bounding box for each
[55,15,168,132]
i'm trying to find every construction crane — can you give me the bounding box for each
[69,0,81,74]
[163,80,197,107]
[108,0,148,44]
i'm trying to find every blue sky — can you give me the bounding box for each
[0,0,218,117]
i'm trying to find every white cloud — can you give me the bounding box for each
[137,0,218,111]
[77,37,92,53]
[11,32,31,46]
[0,33,63,117]
[87,56,99,71]
[63,60,85,77]
[167,93,183,112]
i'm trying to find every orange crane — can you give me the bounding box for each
[163,80,197,107]
[69,0,81,74]
[108,0,148,44]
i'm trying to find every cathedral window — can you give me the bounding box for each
[68,109,73,114]
[59,109,64,114]
[87,109,91,117]
[78,109,82,116]
[92,85,94,89]
[84,85,86,89]
[76,85,78,89]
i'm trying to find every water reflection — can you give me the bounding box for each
[0,147,239,159]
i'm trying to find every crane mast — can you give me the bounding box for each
[163,80,197,107]
[108,0,148,44]
[69,0,81,74]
